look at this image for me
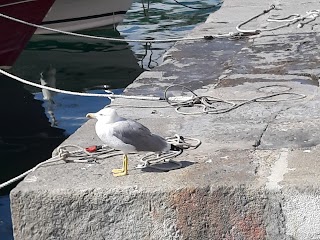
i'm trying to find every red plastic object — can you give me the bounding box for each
[85,145,103,153]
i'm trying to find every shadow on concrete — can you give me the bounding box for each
[141,160,195,173]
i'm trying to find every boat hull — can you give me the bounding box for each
[36,0,133,34]
[0,0,55,68]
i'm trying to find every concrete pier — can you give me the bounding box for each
[10,0,320,239]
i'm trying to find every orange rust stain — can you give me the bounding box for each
[169,187,266,240]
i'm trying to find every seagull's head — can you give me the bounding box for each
[86,108,120,123]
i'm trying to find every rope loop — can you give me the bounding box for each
[136,134,201,170]
[0,134,201,189]
[236,4,277,34]
[55,145,99,163]
[58,148,70,160]
[166,134,202,149]
[164,84,307,115]
[237,5,320,34]
[136,151,183,170]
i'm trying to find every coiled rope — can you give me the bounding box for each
[267,9,320,29]
[236,5,320,33]
[0,134,199,189]
[137,134,201,170]
[164,84,307,115]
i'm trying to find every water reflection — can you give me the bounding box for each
[119,0,221,69]
[11,28,143,91]
[9,28,143,135]
[40,65,57,105]
[40,65,58,126]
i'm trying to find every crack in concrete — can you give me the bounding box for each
[253,106,293,149]
[253,123,269,149]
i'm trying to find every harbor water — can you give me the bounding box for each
[0,1,220,239]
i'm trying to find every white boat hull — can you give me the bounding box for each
[35,0,133,34]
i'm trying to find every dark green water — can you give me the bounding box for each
[0,1,221,239]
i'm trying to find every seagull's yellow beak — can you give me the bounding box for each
[86,113,96,119]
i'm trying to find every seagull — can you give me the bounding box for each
[86,108,171,176]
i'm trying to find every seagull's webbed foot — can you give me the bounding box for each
[112,168,125,174]
[112,154,128,177]
[112,170,127,177]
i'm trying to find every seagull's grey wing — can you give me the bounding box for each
[112,119,169,152]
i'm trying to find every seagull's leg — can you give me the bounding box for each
[112,154,128,176]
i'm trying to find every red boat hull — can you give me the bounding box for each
[0,0,55,68]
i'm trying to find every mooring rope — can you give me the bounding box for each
[236,4,276,34]
[172,0,222,10]
[0,134,199,189]
[0,68,309,115]
[0,12,238,43]
[0,69,161,101]
[1,4,317,47]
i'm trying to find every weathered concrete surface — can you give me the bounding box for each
[10,0,320,239]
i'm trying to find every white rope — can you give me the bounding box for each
[0,145,97,189]
[0,12,228,43]
[166,134,201,149]
[164,84,307,115]
[267,10,320,29]
[136,134,201,170]
[0,134,200,189]
[136,151,183,170]
[236,5,320,34]
[0,69,161,101]
[0,157,60,189]
[5,68,304,114]
[172,93,307,115]
[0,145,117,190]
[0,0,36,8]
[236,4,276,34]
